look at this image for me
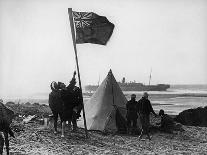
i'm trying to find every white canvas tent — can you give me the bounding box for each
[78,70,128,132]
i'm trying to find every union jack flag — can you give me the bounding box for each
[71,10,115,45]
[73,12,93,28]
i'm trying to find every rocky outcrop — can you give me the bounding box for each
[175,107,207,127]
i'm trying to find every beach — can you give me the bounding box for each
[9,124,207,154]
[7,106,207,155]
[2,85,207,154]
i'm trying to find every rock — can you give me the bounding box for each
[175,107,207,127]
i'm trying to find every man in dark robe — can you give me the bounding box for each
[60,77,77,123]
[71,86,82,131]
[126,94,138,135]
[49,81,64,133]
[137,92,157,140]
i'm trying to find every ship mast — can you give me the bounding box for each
[97,74,100,86]
[148,68,152,86]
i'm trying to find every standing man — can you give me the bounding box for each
[137,92,157,140]
[71,85,82,132]
[60,71,82,132]
[126,94,138,135]
[60,72,78,133]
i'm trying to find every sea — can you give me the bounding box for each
[3,84,207,115]
[123,84,207,115]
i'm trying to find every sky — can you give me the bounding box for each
[0,0,207,98]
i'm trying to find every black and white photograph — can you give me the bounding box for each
[0,0,207,154]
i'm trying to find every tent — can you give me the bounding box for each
[78,70,128,132]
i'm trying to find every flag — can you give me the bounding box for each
[72,11,115,45]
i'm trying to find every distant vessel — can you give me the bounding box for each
[85,79,170,92]
[85,71,170,92]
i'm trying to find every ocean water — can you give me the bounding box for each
[123,85,207,115]
[3,85,207,115]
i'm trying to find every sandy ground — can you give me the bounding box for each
[5,120,207,155]
[3,103,207,155]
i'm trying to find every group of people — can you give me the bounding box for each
[49,71,182,138]
[126,92,183,140]
[49,71,83,136]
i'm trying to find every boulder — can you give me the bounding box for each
[175,107,207,127]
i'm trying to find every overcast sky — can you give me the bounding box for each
[0,0,207,98]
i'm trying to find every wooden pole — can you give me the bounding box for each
[68,8,88,138]
[148,68,152,86]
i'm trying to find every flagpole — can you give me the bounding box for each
[68,8,88,138]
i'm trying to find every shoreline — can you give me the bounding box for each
[3,92,207,116]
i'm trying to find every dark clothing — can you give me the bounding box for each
[73,86,83,112]
[137,97,156,138]
[49,90,65,122]
[159,114,184,133]
[126,100,138,120]
[127,119,137,128]
[61,86,82,109]
[61,109,73,122]
[140,114,150,134]
[71,87,82,128]
[71,110,78,130]
[49,83,82,122]
[49,91,64,114]
[61,88,75,109]
[0,133,4,155]
[161,114,175,130]
[126,99,138,134]
[49,80,83,133]
[61,86,82,122]
[137,97,156,116]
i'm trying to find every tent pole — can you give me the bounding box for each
[110,70,115,106]
[68,8,88,138]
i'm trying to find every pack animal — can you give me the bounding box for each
[0,101,15,155]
